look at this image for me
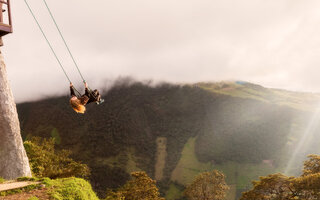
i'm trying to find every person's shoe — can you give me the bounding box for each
[96,99,104,105]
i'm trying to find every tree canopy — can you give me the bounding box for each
[105,171,164,200]
[24,137,90,179]
[241,154,320,200]
[184,170,229,200]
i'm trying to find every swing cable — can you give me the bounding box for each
[23,0,82,96]
[42,0,86,84]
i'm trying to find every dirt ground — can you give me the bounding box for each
[0,188,49,200]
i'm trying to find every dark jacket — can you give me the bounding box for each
[70,86,95,105]
[85,87,98,104]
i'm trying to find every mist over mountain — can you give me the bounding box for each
[16,79,320,199]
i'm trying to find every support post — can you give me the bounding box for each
[0,49,31,179]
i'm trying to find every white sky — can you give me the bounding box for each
[3,0,320,102]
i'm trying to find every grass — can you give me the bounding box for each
[50,128,61,145]
[126,151,141,173]
[1,177,98,200]
[27,197,39,200]
[214,162,279,190]
[170,137,283,200]
[0,177,5,184]
[94,147,141,174]
[165,183,183,200]
[225,185,236,200]
[196,82,269,102]
[17,177,39,182]
[196,81,320,111]
[171,137,212,184]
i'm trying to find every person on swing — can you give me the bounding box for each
[69,82,102,114]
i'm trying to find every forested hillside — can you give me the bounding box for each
[16,80,320,199]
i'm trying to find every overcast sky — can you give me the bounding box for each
[3,0,320,102]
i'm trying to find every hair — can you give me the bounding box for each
[70,97,86,114]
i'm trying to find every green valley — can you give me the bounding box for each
[16,80,320,199]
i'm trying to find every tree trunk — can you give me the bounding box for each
[0,50,31,179]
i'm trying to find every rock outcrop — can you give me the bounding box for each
[0,50,31,179]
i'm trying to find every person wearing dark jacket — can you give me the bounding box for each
[69,82,101,113]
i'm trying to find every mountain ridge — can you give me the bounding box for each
[16,80,320,199]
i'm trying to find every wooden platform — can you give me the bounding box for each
[0,22,12,37]
[0,181,40,192]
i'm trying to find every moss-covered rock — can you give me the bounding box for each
[43,177,99,200]
[0,177,98,200]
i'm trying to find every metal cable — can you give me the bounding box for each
[24,0,82,96]
[24,0,71,83]
[24,0,85,96]
[42,0,86,83]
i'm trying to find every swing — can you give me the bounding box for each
[24,0,104,105]
[71,84,104,105]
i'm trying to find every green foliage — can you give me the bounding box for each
[240,173,293,200]
[27,197,39,200]
[196,81,320,111]
[184,170,229,200]
[302,154,320,175]
[241,154,320,200]
[171,137,213,185]
[17,177,39,182]
[24,137,90,179]
[0,177,5,183]
[51,128,61,145]
[17,80,318,199]
[2,177,97,199]
[105,171,165,200]
[44,177,99,200]
[165,183,184,200]
[172,137,279,199]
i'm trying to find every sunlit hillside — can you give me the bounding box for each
[17,80,320,200]
[196,81,320,111]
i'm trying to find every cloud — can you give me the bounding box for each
[3,0,320,102]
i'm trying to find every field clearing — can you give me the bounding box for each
[170,137,281,200]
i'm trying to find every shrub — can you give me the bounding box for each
[105,171,164,200]
[24,137,90,179]
[0,177,5,184]
[184,170,229,200]
[44,177,99,200]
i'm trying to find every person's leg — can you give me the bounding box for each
[90,89,100,102]
[93,90,102,103]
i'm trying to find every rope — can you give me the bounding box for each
[24,0,71,83]
[24,0,82,96]
[42,0,86,83]
[42,0,94,96]
[72,86,81,97]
